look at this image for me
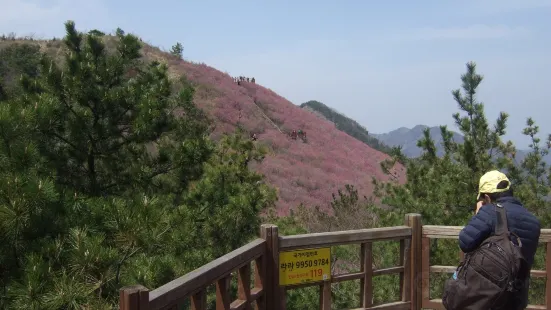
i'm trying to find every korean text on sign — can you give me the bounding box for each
[278,248,331,286]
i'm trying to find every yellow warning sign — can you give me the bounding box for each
[278,248,331,286]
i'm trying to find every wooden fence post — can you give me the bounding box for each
[546,242,551,310]
[191,290,207,310]
[254,245,266,310]
[399,230,411,303]
[405,213,422,310]
[119,285,149,310]
[359,242,373,307]
[321,280,331,310]
[273,226,283,310]
[237,263,252,310]
[216,276,231,309]
[261,224,280,310]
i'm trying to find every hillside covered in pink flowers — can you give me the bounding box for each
[138,44,407,215]
[17,35,406,215]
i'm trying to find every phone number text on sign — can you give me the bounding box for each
[278,248,331,286]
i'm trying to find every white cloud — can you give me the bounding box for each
[394,24,530,41]
[470,0,551,14]
[0,0,112,39]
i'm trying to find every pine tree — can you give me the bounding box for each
[371,61,551,304]
[372,62,516,225]
[0,42,41,97]
[0,21,278,309]
[183,129,277,258]
[0,89,58,310]
[20,21,212,198]
[170,42,183,59]
[510,118,551,220]
[277,61,551,307]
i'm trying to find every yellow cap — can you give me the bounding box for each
[477,170,510,200]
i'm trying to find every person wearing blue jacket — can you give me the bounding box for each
[458,170,541,309]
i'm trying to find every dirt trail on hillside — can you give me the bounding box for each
[145,43,408,215]
[231,83,286,135]
[5,38,407,215]
[252,98,284,134]
[234,82,289,137]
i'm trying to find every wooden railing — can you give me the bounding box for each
[119,213,551,310]
[273,213,421,310]
[421,225,551,310]
[119,237,267,310]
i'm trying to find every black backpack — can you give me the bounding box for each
[442,203,529,310]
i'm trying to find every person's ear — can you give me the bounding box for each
[484,194,491,204]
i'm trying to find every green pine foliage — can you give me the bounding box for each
[372,61,551,305]
[0,21,277,309]
[277,62,551,308]
[374,61,550,224]
[170,42,184,59]
[1,19,549,310]
[0,42,41,97]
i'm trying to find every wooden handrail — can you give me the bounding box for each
[120,237,267,310]
[279,226,412,250]
[120,215,551,310]
[423,225,551,241]
[149,238,265,309]
[274,214,421,310]
[421,226,551,310]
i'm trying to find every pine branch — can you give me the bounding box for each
[40,129,81,155]
[115,243,139,285]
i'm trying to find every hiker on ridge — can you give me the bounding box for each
[443,170,540,310]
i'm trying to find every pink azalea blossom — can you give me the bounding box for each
[143,45,407,216]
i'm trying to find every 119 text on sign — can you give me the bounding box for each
[278,247,331,286]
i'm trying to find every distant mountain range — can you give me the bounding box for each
[299,101,550,166]
[371,125,551,164]
[370,125,464,158]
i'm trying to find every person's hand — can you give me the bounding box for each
[475,200,484,214]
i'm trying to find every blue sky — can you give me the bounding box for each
[2,0,550,146]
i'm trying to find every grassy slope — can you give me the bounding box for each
[1,36,407,215]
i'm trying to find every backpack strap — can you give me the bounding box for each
[494,203,509,235]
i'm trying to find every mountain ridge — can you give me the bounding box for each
[0,36,408,215]
[372,125,551,164]
[371,125,464,158]
[297,99,550,165]
[299,100,394,155]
